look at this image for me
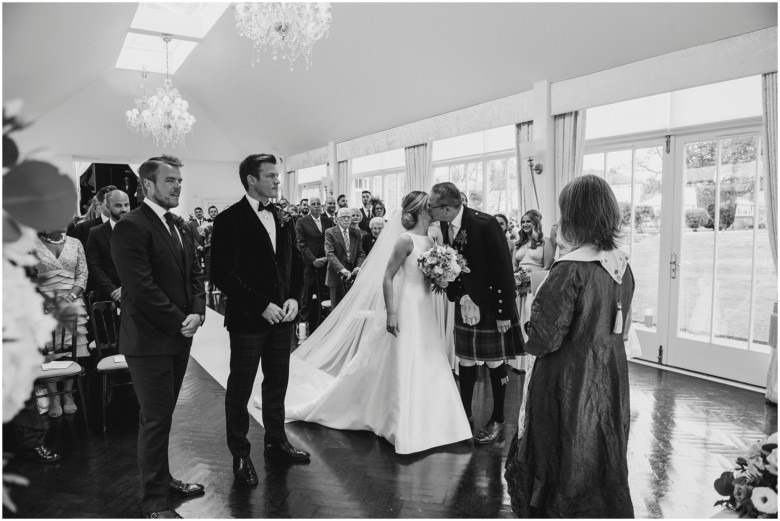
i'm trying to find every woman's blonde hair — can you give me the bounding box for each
[400,191,429,230]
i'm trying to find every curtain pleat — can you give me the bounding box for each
[515,122,534,213]
[404,143,432,192]
[553,111,587,221]
[762,72,778,403]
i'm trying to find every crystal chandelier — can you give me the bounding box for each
[126,35,195,148]
[234,3,332,71]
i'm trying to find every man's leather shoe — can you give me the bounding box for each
[264,441,310,465]
[474,421,505,444]
[233,456,258,486]
[168,478,205,498]
[30,445,61,463]
[143,510,182,519]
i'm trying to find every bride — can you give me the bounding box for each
[253,191,472,454]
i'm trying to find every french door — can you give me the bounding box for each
[585,123,773,386]
[666,127,772,386]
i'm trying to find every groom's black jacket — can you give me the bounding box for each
[441,206,516,321]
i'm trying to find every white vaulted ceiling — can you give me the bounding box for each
[3,2,777,161]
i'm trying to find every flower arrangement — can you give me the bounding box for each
[514,267,531,296]
[714,432,778,518]
[417,244,470,294]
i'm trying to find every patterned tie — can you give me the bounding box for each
[164,212,184,257]
[448,222,456,245]
[343,228,350,252]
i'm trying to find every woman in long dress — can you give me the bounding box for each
[504,175,635,518]
[34,230,89,417]
[255,192,472,454]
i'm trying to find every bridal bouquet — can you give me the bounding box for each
[514,267,531,296]
[714,432,778,518]
[417,244,470,294]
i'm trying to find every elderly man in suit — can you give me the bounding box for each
[295,196,333,332]
[86,189,129,303]
[210,153,308,485]
[324,208,366,308]
[112,155,206,519]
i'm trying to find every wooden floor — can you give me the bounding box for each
[4,299,777,518]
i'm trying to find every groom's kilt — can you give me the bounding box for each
[454,300,523,362]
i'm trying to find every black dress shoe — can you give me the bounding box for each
[233,456,258,486]
[264,441,310,465]
[30,445,61,463]
[168,478,205,498]
[475,421,505,444]
[143,510,182,519]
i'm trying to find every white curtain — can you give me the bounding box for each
[553,111,587,221]
[404,143,432,192]
[336,160,350,200]
[515,121,535,213]
[285,170,298,202]
[762,72,778,403]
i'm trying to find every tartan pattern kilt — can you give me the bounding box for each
[454,300,524,362]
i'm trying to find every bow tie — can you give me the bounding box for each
[257,201,277,214]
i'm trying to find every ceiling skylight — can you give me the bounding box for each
[130,3,229,40]
[115,33,196,74]
[114,3,229,73]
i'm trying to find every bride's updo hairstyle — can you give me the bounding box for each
[400,191,429,230]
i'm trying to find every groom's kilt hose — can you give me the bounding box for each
[454,300,523,362]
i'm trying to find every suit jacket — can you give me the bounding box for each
[86,221,121,302]
[359,207,371,233]
[210,196,304,334]
[441,206,516,321]
[361,233,378,257]
[324,225,366,287]
[111,203,206,356]
[69,216,103,251]
[295,213,333,266]
[188,218,206,248]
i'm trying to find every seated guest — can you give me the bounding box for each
[86,189,129,303]
[324,196,338,220]
[69,185,117,252]
[371,198,387,220]
[34,229,89,417]
[325,208,365,308]
[295,196,333,331]
[361,216,385,256]
[337,194,348,209]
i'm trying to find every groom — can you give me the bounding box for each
[428,182,523,444]
[210,154,309,485]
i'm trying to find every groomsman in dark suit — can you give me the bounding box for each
[295,196,333,332]
[324,208,366,308]
[86,189,129,303]
[210,154,308,485]
[112,155,206,519]
[358,190,372,233]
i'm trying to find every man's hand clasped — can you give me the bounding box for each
[180,313,203,337]
[262,299,299,325]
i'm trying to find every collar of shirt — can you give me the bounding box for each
[144,197,173,227]
[450,204,465,231]
[109,219,117,230]
[100,213,109,223]
[245,193,275,214]
[339,225,350,234]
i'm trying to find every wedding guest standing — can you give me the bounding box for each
[358,190,372,233]
[210,153,308,485]
[86,189,129,303]
[295,196,333,332]
[494,213,514,253]
[324,196,338,220]
[512,210,554,332]
[337,194,348,209]
[69,184,116,251]
[324,208,365,308]
[428,182,522,444]
[372,199,387,220]
[504,175,635,518]
[361,216,385,256]
[112,155,206,519]
[207,205,219,221]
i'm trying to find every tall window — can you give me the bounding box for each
[431,126,518,216]
[297,164,326,202]
[351,149,406,213]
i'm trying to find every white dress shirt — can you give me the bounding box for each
[144,197,182,244]
[449,205,465,244]
[245,194,276,253]
[312,215,322,233]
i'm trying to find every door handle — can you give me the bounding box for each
[670,253,678,279]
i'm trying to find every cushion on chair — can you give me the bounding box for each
[34,361,83,380]
[96,355,129,372]
[321,300,332,309]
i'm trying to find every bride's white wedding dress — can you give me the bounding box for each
[253,218,472,455]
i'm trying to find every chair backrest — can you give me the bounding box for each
[90,300,120,358]
[48,316,79,359]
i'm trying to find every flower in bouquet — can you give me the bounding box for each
[417,244,470,294]
[514,267,531,296]
[714,432,778,517]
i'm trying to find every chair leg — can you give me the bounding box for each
[75,377,90,434]
[102,374,107,433]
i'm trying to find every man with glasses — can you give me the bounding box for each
[427,182,523,445]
